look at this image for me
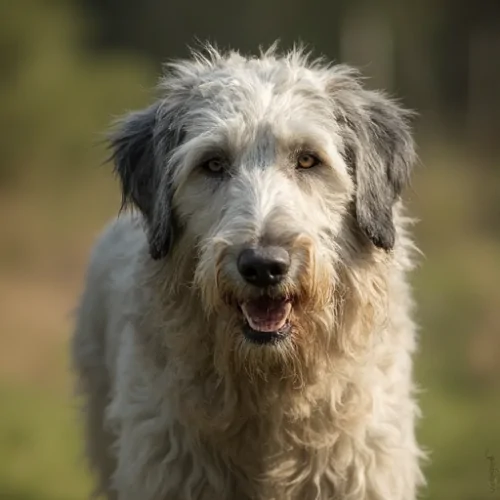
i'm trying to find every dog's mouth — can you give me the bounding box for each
[239,296,292,344]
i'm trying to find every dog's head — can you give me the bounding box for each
[110,47,416,377]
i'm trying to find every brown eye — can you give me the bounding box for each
[202,158,226,176]
[297,153,320,169]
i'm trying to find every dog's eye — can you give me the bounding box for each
[202,158,226,176]
[297,153,320,169]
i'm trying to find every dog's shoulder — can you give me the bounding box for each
[86,212,147,285]
[96,211,145,252]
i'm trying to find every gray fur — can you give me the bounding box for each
[328,70,416,250]
[110,101,186,259]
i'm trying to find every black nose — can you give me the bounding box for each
[237,246,290,287]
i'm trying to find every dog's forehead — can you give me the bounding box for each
[199,62,326,110]
[175,58,336,145]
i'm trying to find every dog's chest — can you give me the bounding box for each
[196,416,342,500]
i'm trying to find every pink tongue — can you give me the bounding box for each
[241,297,291,333]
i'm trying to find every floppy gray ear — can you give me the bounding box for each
[110,102,182,260]
[331,73,416,250]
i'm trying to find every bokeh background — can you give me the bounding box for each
[1,1,499,499]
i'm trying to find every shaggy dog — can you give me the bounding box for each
[72,46,425,500]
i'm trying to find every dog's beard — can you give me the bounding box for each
[194,235,337,383]
[209,263,336,390]
[211,304,337,395]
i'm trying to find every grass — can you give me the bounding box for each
[0,172,113,500]
[417,386,500,499]
[0,382,91,500]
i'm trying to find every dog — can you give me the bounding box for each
[72,45,425,500]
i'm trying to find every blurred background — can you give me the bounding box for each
[0,1,499,499]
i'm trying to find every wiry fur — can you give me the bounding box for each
[72,45,425,500]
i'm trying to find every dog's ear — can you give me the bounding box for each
[330,70,416,250]
[110,104,158,220]
[110,102,183,260]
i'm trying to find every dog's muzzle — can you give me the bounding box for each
[236,246,293,344]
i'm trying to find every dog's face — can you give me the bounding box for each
[111,48,415,373]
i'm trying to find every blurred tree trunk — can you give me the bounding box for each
[81,0,500,154]
[339,3,395,92]
[468,22,500,160]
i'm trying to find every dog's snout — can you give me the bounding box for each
[237,247,290,287]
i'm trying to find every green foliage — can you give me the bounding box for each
[0,0,155,186]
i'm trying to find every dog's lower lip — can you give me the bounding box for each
[242,321,291,344]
